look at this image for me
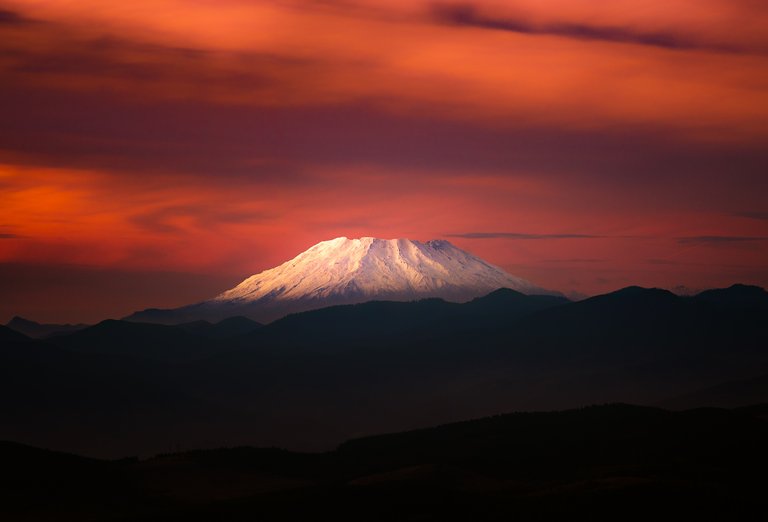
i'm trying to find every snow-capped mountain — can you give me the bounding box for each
[127,237,556,324]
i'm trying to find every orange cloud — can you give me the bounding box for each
[2,162,764,286]
[1,1,766,321]
[1,0,767,140]
[0,164,281,270]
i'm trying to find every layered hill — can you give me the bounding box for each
[3,285,767,458]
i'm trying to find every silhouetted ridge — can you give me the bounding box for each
[587,285,679,304]
[1,440,105,475]
[662,373,768,409]
[522,286,684,335]
[5,316,88,338]
[176,316,262,339]
[258,298,461,344]
[210,316,263,336]
[4,284,768,459]
[465,287,569,313]
[0,324,31,344]
[50,319,222,362]
[694,284,768,309]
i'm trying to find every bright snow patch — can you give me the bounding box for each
[212,237,550,305]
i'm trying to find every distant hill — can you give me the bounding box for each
[694,283,768,309]
[0,323,31,344]
[2,404,766,521]
[661,373,768,410]
[49,319,222,362]
[175,316,263,339]
[5,316,89,339]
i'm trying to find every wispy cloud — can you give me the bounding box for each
[2,0,767,143]
[430,3,747,53]
[0,233,18,238]
[677,235,768,245]
[0,9,33,25]
[447,232,601,240]
[131,205,271,234]
[542,258,605,263]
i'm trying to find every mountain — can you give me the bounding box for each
[5,316,89,339]
[126,237,556,324]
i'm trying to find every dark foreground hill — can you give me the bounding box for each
[1,285,767,457]
[2,404,767,521]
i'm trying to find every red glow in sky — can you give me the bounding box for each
[1,0,767,322]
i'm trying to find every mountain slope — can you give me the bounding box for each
[126,237,555,324]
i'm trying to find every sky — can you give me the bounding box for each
[1,0,767,323]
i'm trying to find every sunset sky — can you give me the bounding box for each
[1,0,767,323]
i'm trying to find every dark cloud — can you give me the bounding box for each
[677,236,768,245]
[131,205,272,234]
[431,3,746,53]
[11,52,165,80]
[2,81,767,217]
[0,233,18,238]
[3,32,297,86]
[447,232,601,240]
[0,8,33,25]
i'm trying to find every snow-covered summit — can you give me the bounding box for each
[213,237,550,305]
[126,237,556,324]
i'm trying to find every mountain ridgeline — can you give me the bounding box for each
[2,284,767,458]
[5,316,89,339]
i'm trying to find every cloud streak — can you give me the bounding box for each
[0,8,32,25]
[1,0,767,140]
[677,236,768,244]
[447,232,602,240]
[430,3,748,53]
[130,205,272,235]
